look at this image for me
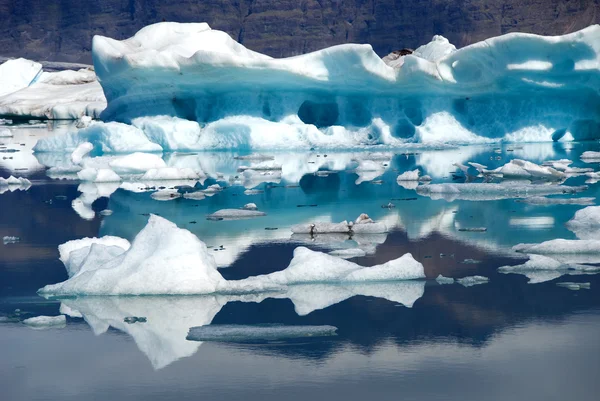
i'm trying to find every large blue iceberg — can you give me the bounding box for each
[40,22,600,151]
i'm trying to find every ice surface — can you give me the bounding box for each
[186,324,337,342]
[456,276,489,287]
[581,151,600,160]
[417,182,587,201]
[108,153,166,174]
[58,236,131,277]
[397,169,421,181]
[514,239,600,254]
[71,142,93,164]
[492,159,566,180]
[566,206,600,240]
[517,196,595,205]
[0,128,12,137]
[84,22,600,149]
[77,168,122,182]
[328,248,367,258]
[498,254,599,283]
[22,315,66,328]
[0,58,42,97]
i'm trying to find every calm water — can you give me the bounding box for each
[1,123,600,400]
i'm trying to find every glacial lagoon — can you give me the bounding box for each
[1,121,600,401]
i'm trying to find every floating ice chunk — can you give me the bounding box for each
[40,215,227,296]
[291,222,350,234]
[498,254,599,283]
[456,275,489,287]
[3,236,20,245]
[0,128,12,137]
[514,239,600,255]
[435,275,455,284]
[417,183,586,202]
[70,142,93,164]
[237,161,282,172]
[517,196,595,205]
[186,324,337,342]
[556,282,591,290]
[183,191,206,200]
[492,159,565,180]
[151,190,182,201]
[581,151,600,160]
[468,162,489,175]
[22,315,66,329]
[77,167,121,182]
[397,169,420,181]
[328,248,367,259]
[108,153,166,174]
[206,206,266,220]
[566,206,600,240]
[34,121,162,154]
[202,184,223,194]
[0,58,42,97]
[351,213,388,234]
[234,154,275,161]
[587,172,600,180]
[244,189,263,195]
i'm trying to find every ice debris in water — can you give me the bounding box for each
[556,282,591,290]
[581,151,600,160]
[458,227,487,232]
[3,236,20,245]
[22,315,66,328]
[498,254,600,284]
[435,275,455,284]
[186,324,337,342]
[566,206,600,240]
[490,159,566,180]
[291,214,388,234]
[514,239,600,255]
[207,204,266,220]
[517,196,595,206]
[417,183,587,202]
[39,215,425,296]
[456,276,489,287]
[396,169,421,181]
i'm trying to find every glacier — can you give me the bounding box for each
[64,21,600,150]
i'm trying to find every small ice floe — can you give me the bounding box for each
[182,191,206,200]
[3,236,20,245]
[22,315,66,329]
[397,169,421,181]
[566,205,600,240]
[458,227,487,232]
[187,324,337,342]
[556,282,591,290]
[291,214,388,234]
[237,161,282,172]
[581,151,600,161]
[499,254,599,284]
[456,276,489,287]
[151,190,181,201]
[417,183,587,202]
[206,203,266,220]
[517,196,595,206]
[491,159,566,180]
[381,202,395,209]
[514,239,600,255]
[328,248,367,259]
[124,316,147,324]
[435,274,455,284]
[587,172,600,180]
[0,128,13,137]
[99,209,113,216]
[202,184,223,195]
[461,259,481,264]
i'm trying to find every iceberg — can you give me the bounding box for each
[40,215,424,296]
[0,58,42,97]
[514,239,600,255]
[22,315,66,328]
[498,254,600,283]
[24,22,590,151]
[0,175,31,187]
[566,206,600,240]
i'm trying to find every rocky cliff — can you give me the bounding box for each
[1,0,599,62]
